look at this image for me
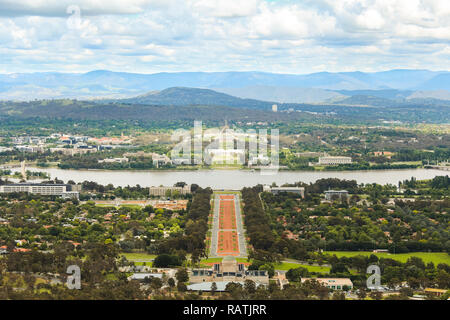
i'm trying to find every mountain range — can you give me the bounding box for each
[1,69,450,103]
[116,87,450,109]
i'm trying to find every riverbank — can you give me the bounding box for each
[13,167,446,189]
[37,163,424,172]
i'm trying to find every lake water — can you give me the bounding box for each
[21,167,447,189]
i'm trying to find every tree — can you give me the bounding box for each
[369,291,383,300]
[211,282,217,296]
[176,268,189,283]
[153,254,182,268]
[177,281,187,292]
[286,267,309,282]
[399,287,414,297]
[225,282,244,299]
[168,277,175,288]
[331,262,349,274]
[150,277,163,291]
[357,288,367,300]
[332,292,346,300]
[244,280,256,295]
[436,270,450,289]
[259,264,275,278]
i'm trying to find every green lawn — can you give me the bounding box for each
[274,262,331,273]
[324,251,450,265]
[200,257,256,265]
[133,261,153,266]
[199,258,330,273]
[213,191,241,195]
[94,204,143,209]
[201,258,224,264]
[391,161,422,165]
[119,205,143,209]
[122,252,156,261]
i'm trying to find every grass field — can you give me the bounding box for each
[324,251,450,265]
[199,257,330,273]
[273,262,331,273]
[119,205,143,209]
[201,257,250,264]
[214,191,241,195]
[122,252,156,261]
[95,204,143,209]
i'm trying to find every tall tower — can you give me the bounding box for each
[272,104,278,112]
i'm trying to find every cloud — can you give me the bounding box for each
[0,0,449,74]
[0,0,171,17]
[192,0,260,18]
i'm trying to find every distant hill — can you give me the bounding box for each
[116,86,450,110]
[213,86,345,103]
[420,73,450,90]
[407,90,450,100]
[333,95,401,106]
[0,100,317,124]
[332,94,450,107]
[119,87,273,109]
[334,89,413,100]
[1,98,448,124]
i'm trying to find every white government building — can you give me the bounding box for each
[149,185,191,197]
[0,183,80,199]
[263,185,305,198]
[319,156,352,165]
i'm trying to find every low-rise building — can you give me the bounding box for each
[190,256,269,285]
[263,186,305,198]
[424,288,448,297]
[0,183,80,199]
[123,152,172,167]
[294,152,325,158]
[324,190,349,201]
[152,154,172,168]
[149,185,191,197]
[319,156,352,165]
[50,147,97,156]
[373,151,395,159]
[98,157,129,164]
[129,273,163,281]
[0,147,13,153]
[301,278,353,290]
[15,145,45,153]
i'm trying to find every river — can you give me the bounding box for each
[19,167,448,189]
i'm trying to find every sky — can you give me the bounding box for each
[0,0,450,74]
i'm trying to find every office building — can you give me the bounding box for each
[263,186,305,198]
[324,190,349,201]
[301,278,353,290]
[149,185,191,197]
[319,156,352,165]
[190,256,269,285]
[0,183,80,199]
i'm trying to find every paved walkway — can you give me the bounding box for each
[209,192,247,258]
